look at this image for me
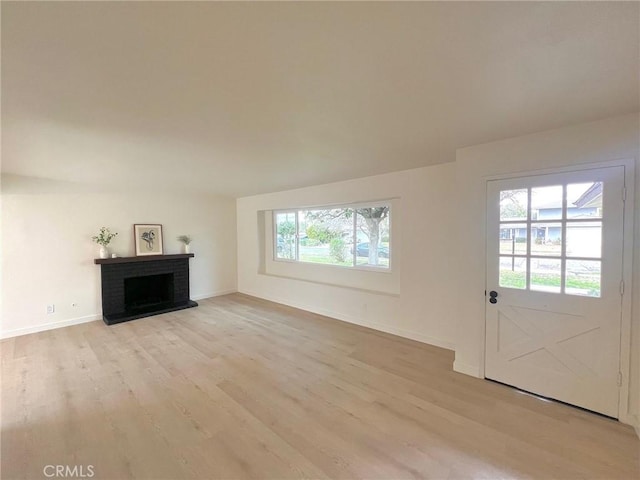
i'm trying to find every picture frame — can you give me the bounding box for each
[134,224,164,256]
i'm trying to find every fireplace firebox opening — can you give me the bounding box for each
[125,273,174,312]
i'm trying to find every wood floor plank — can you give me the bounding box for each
[2,293,638,479]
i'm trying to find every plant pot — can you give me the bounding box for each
[184,244,191,254]
[99,246,109,259]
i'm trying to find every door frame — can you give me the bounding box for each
[482,158,635,422]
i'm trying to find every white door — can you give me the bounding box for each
[485,166,626,417]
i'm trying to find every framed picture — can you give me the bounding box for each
[134,224,164,256]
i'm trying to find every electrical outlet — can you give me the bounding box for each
[46,304,55,314]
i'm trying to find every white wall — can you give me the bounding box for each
[1,175,238,338]
[453,113,640,426]
[237,163,458,349]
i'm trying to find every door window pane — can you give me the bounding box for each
[530,223,562,256]
[566,222,602,258]
[530,258,561,293]
[499,224,527,255]
[500,189,528,221]
[531,185,563,220]
[355,207,390,268]
[499,256,527,289]
[275,212,296,260]
[567,182,603,219]
[565,260,601,297]
[494,179,607,298]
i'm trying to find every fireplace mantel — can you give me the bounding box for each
[94,253,194,265]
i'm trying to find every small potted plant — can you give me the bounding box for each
[177,235,192,254]
[92,227,118,259]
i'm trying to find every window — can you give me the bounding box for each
[498,182,603,297]
[274,203,391,269]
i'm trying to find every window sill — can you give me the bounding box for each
[273,258,392,274]
[258,271,400,297]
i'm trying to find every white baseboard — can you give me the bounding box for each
[453,360,483,378]
[239,289,455,351]
[192,289,237,301]
[1,314,101,339]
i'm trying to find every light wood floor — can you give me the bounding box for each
[2,294,638,479]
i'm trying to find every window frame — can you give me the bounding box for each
[273,201,393,273]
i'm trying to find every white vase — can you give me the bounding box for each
[184,244,191,254]
[99,245,109,259]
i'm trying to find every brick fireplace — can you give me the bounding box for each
[95,254,197,325]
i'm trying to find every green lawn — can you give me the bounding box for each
[499,270,600,293]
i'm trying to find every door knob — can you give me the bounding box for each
[489,290,498,304]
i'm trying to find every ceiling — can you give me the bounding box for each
[2,1,638,197]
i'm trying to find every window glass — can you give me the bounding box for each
[500,189,528,221]
[499,256,527,290]
[499,223,527,255]
[530,258,562,293]
[299,208,354,267]
[567,182,603,219]
[275,203,391,270]
[530,223,562,256]
[355,208,390,268]
[275,212,296,260]
[531,185,563,220]
[566,222,601,258]
[565,260,601,297]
